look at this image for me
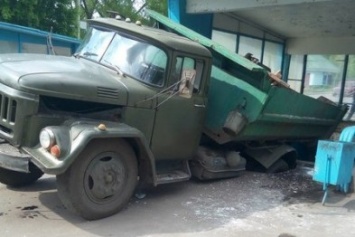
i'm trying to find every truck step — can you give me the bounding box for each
[156,170,190,185]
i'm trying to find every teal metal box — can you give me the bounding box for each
[313,140,355,188]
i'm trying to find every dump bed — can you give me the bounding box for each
[204,66,346,144]
[147,10,347,145]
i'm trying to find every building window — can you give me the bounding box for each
[210,28,285,77]
[0,40,18,53]
[52,46,71,56]
[343,55,355,120]
[263,41,283,73]
[303,55,344,103]
[22,42,47,54]
[288,55,304,92]
[238,36,262,62]
[211,30,237,52]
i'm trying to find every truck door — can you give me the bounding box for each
[150,56,207,160]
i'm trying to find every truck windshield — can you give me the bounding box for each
[77,26,168,87]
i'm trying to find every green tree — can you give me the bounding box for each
[347,56,355,78]
[0,0,77,37]
[79,0,167,22]
[145,0,167,16]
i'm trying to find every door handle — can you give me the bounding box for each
[194,104,206,108]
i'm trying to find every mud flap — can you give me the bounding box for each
[244,144,297,170]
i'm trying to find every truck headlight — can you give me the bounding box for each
[39,128,56,149]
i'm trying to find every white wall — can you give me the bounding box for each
[213,13,355,55]
[213,14,284,43]
[287,36,355,54]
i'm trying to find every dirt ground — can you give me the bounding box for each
[1,163,355,237]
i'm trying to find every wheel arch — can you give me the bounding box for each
[24,120,157,186]
[119,137,157,186]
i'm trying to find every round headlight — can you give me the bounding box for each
[39,128,56,149]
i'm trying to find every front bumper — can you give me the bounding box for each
[0,142,30,173]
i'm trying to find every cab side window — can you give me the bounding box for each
[171,56,204,93]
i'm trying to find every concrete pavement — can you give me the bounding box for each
[1,165,355,237]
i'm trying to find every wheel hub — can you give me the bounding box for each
[85,153,125,201]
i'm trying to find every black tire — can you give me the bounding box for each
[56,139,138,220]
[266,159,290,173]
[0,163,43,187]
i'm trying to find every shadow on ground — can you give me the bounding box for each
[6,165,353,237]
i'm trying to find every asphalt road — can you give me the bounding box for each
[1,165,355,237]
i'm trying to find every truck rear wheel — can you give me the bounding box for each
[266,159,290,173]
[56,139,138,220]
[0,163,43,187]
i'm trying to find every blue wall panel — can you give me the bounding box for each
[0,21,80,54]
[168,0,213,39]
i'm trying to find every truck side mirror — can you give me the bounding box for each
[179,69,196,98]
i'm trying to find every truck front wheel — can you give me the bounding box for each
[0,163,43,187]
[56,139,138,220]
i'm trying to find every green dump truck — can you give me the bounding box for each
[0,11,346,220]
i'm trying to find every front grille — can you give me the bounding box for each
[0,95,17,124]
[0,82,38,144]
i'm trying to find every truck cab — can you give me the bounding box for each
[0,17,212,220]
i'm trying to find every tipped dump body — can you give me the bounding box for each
[147,9,347,144]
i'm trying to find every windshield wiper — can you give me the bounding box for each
[103,60,125,77]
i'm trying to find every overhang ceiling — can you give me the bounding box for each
[186,0,355,38]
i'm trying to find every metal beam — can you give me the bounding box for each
[186,0,332,13]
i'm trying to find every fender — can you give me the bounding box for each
[23,119,157,185]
